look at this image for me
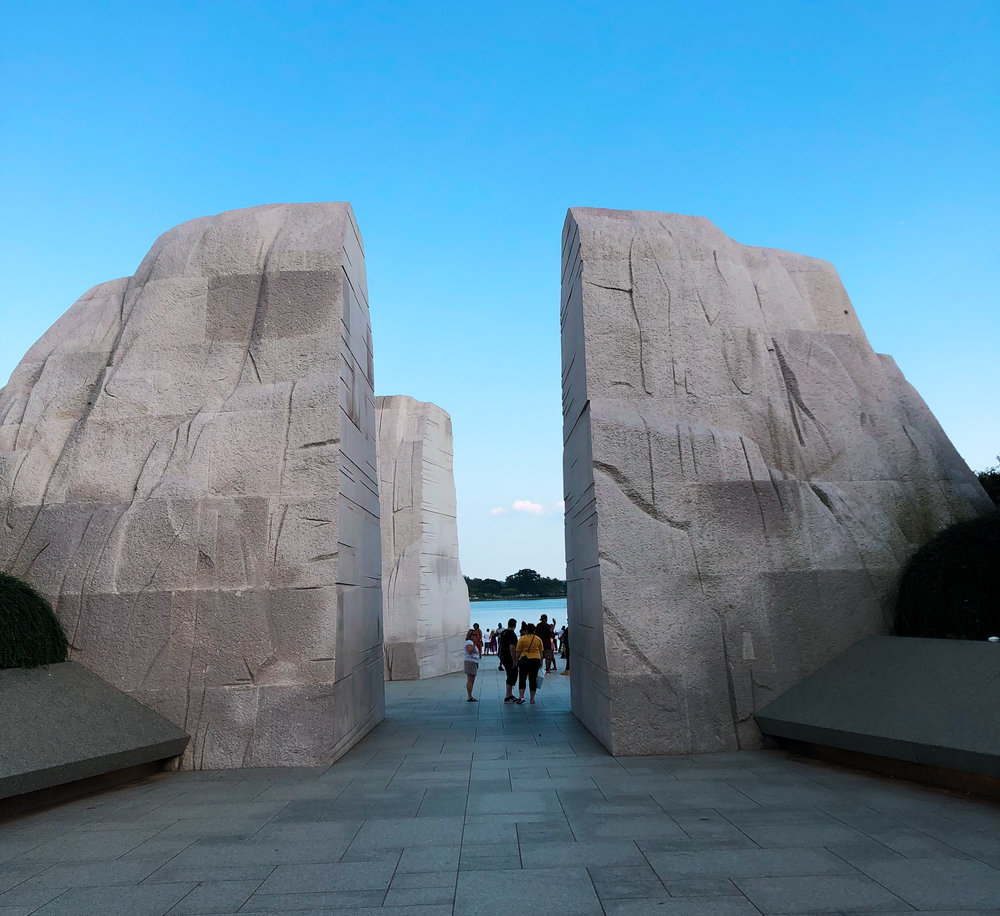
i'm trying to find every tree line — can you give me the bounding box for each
[465,568,566,600]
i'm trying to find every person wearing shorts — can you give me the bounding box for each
[464,628,480,702]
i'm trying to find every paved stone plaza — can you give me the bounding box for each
[2,660,999,915]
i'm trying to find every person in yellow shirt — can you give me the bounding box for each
[514,623,544,705]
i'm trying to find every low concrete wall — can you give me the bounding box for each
[1,662,189,801]
[756,636,1000,779]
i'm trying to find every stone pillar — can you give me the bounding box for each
[561,207,992,756]
[0,203,384,768]
[376,395,469,679]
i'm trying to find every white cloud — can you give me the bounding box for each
[490,507,508,515]
[557,500,566,511]
[512,499,544,515]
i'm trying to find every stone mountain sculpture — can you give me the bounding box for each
[376,395,469,680]
[561,207,992,756]
[0,203,384,769]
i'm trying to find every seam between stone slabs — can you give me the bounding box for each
[167,873,267,914]
[818,813,902,860]
[555,783,580,844]
[634,831,681,902]
[375,847,405,907]
[136,833,202,881]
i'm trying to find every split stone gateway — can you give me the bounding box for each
[0,201,992,774]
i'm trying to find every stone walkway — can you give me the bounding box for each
[2,658,999,915]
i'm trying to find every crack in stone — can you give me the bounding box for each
[593,460,689,531]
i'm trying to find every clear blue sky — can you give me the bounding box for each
[2,1,997,580]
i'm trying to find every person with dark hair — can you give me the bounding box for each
[536,613,556,673]
[514,622,543,704]
[498,617,519,703]
[463,628,480,701]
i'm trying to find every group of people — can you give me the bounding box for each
[463,615,570,704]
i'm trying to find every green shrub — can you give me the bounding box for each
[893,512,1000,640]
[0,572,69,669]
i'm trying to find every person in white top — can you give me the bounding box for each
[463,628,481,702]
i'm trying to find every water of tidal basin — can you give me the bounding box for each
[469,597,567,630]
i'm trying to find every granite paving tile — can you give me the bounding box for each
[649,783,762,810]
[565,813,688,840]
[166,879,261,914]
[665,877,743,896]
[586,863,667,899]
[513,820,574,843]
[735,822,872,848]
[389,869,457,889]
[858,858,1000,910]
[391,844,458,873]
[19,859,162,888]
[255,859,398,895]
[601,897,763,915]
[465,789,563,815]
[0,886,67,910]
[735,874,909,913]
[29,882,194,916]
[161,838,349,868]
[144,865,276,885]
[237,889,385,911]
[455,867,603,915]
[646,847,856,880]
[347,815,464,850]
[13,827,162,862]
[383,884,456,906]
[518,839,646,867]
[0,865,47,894]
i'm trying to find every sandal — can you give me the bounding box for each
[467,697,478,702]
[515,698,525,704]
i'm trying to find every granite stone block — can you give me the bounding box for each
[561,207,992,756]
[0,203,384,769]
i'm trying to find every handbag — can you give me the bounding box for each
[535,664,545,688]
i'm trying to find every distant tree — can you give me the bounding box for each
[464,576,504,599]
[465,569,566,600]
[505,568,541,595]
[977,456,1000,507]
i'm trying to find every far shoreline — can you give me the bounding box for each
[469,596,566,602]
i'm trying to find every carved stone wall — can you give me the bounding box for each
[0,203,384,768]
[561,207,992,756]
[376,395,469,679]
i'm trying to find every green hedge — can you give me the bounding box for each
[0,572,69,669]
[893,512,1000,640]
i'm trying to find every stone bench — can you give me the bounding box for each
[1,662,188,813]
[756,635,1000,792]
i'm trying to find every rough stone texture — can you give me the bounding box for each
[0,662,189,800]
[0,203,384,769]
[561,207,992,757]
[376,395,469,680]
[756,636,1000,778]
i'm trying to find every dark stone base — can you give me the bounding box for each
[0,662,189,806]
[757,636,1000,790]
